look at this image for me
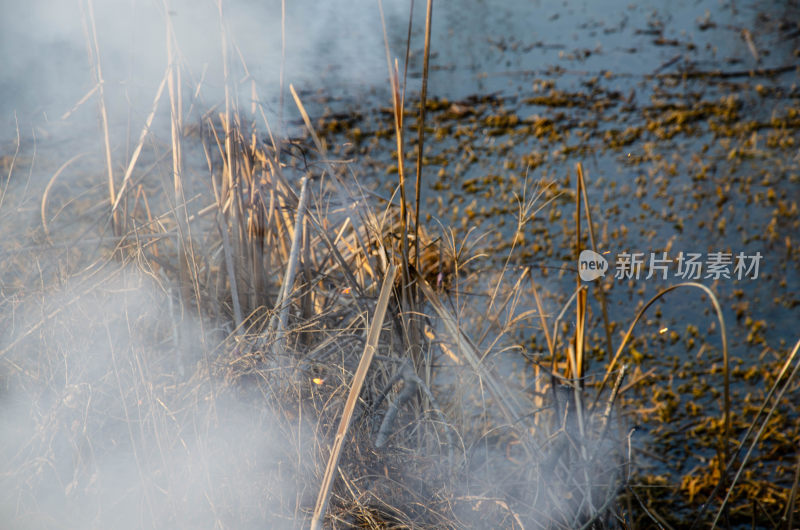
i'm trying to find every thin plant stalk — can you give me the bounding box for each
[594,281,730,507]
[783,450,800,529]
[111,66,169,214]
[279,0,286,132]
[576,163,614,361]
[690,338,800,528]
[270,175,310,349]
[219,211,243,331]
[85,0,116,232]
[414,0,433,277]
[711,338,800,528]
[41,153,89,244]
[378,0,419,369]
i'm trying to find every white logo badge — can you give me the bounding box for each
[578,250,608,282]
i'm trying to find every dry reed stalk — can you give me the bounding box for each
[41,153,88,244]
[574,288,586,380]
[576,163,614,360]
[783,452,800,529]
[218,211,243,330]
[710,338,800,528]
[279,0,286,131]
[60,83,100,121]
[547,284,584,375]
[414,0,434,277]
[378,1,416,356]
[166,17,203,321]
[574,167,582,375]
[310,264,397,530]
[597,364,627,438]
[84,0,116,231]
[111,67,169,214]
[531,279,555,358]
[573,167,586,383]
[218,0,236,227]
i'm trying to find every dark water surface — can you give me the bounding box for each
[300,0,799,363]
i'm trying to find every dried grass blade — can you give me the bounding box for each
[576,162,614,360]
[414,0,434,276]
[85,0,116,229]
[711,338,800,528]
[41,153,88,244]
[112,66,169,214]
[531,278,555,358]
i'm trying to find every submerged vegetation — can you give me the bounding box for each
[1,1,799,529]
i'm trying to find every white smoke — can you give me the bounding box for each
[0,0,411,144]
[0,262,318,528]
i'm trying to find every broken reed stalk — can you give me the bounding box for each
[269,175,310,349]
[310,264,397,530]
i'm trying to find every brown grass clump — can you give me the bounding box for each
[0,81,629,527]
